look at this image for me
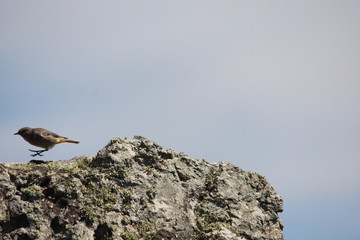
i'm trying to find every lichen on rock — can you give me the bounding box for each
[0,136,283,240]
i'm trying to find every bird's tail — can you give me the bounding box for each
[58,138,80,144]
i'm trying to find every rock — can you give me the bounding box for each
[151,228,181,240]
[0,136,283,240]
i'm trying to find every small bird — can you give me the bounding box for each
[15,127,79,157]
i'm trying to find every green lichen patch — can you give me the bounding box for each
[120,189,132,212]
[78,180,119,224]
[204,167,222,192]
[121,230,139,240]
[194,200,233,237]
[20,184,44,201]
[137,220,155,240]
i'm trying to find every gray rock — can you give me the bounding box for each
[0,136,283,240]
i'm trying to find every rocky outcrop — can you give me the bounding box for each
[0,136,283,240]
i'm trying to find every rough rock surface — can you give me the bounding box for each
[0,136,283,240]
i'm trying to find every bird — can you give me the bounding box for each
[14,127,79,157]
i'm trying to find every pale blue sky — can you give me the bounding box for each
[1,1,360,239]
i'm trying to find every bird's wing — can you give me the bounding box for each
[36,128,64,139]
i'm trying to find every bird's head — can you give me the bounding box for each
[14,127,31,136]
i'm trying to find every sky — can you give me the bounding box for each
[1,1,360,239]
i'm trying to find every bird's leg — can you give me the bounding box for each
[29,149,48,157]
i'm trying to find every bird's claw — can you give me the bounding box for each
[29,149,47,157]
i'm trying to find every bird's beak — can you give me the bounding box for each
[14,132,18,135]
